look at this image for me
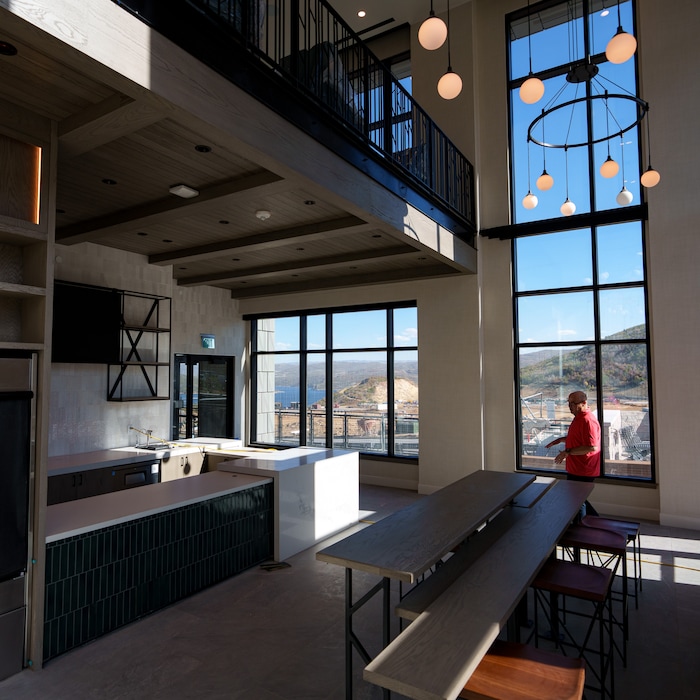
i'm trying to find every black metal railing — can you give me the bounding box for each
[114,0,476,237]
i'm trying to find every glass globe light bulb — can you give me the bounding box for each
[560,198,576,217]
[536,170,554,191]
[437,70,463,100]
[641,167,661,188]
[418,16,448,51]
[606,29,637,64]
[519,76,545,105]
[599,156,619,179]
[522,191,538,210]
[616,187,634,206]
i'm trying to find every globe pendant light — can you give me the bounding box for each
[561,198,576,216]
[600,155,619,178]
[520,76,545,105]
[519,1,544,104]
[640,110,661,188]
[535,114,553,190]
[438,69,463,99]
[522,140,538,210]
[641,166,661,188]
[560,147,576,216]
[523,191,538,209]
[536,170,554,191]
[599,94,619,178]
[616,187,633,206]
[418,2,447,50]
[437,1,462,100]
[615,138,633,206]
[605,0,637,64]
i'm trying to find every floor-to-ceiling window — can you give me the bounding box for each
[247,302,418,458]
[508,0,654,481]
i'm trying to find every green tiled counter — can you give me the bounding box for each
[43,472,273,662]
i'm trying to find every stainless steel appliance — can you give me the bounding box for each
[0,353,34,680]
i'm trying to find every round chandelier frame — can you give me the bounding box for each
[527,91,649,150]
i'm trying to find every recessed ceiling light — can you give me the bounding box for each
[169,184,199,198]
[304,200,316,205]
[137,232,148,236]
[358,10,366,18]
[256,210,272,220]
[219,220,230,225]
[163,239,173,243]
[194,144,212,153]
[102,178,117,185]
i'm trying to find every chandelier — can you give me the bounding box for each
[519,0,660,216]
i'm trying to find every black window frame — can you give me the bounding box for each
[245,301,418,459]
[506,0,655,483]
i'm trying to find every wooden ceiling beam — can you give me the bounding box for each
[58,94,168,158]
[226,265,455,299]
[149,216,372,265]
[175,246,414,286]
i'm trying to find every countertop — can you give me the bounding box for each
[47,446,206,477]
[217,446,356,474]
[46,471,272,542]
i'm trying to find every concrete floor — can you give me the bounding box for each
[1,484,699,699]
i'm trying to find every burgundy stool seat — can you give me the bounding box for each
[531,558,616,699]
[459,640,585,700]
[581,515,642,608]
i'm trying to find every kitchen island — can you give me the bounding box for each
[217,447,359,562]
[43,471,273,663]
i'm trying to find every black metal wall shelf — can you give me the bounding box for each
[107,290,171,401]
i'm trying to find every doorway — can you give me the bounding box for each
[172,354,234,440]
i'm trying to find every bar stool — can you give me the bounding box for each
[459,640,585,700]
[559,524,629,667]
[581,515,642,608]
[531,558,616,699]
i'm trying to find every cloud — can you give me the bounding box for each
[395,326,418,344]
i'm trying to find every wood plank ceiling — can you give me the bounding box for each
[0,3,472,299]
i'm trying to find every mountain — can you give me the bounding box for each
[274,359,418,392]
[520,324,648,396]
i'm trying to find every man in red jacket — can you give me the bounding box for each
[546,390,601,515]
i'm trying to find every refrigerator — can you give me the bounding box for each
[0,353,34,681]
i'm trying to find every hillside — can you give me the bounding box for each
[332,376,418,405]
[520,324,647,396]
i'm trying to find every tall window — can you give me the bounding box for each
[248,303,418,458]
[508,1,653,481]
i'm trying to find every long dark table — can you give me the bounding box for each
[363,479,594,700]
[316,470,535,698]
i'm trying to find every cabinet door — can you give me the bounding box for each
[47,474,77,505]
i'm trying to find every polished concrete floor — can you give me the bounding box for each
[1,484,699,699]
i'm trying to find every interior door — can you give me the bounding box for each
[173,354,234,440]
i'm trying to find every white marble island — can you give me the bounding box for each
[217,447,359,562]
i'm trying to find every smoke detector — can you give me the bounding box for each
[255,210,272,221]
